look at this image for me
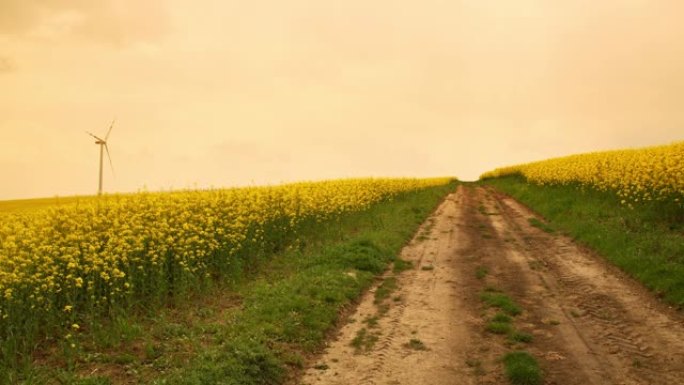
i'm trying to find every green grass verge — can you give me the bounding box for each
[527,217,554,233]
[158,184,455,384]
[393,258,414,273]
[483,176,684,308]
[25,182,455,385]
[503,351,542,385]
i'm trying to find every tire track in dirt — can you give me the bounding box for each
[482,186,684,384]
[299,186,684,385]
[300,189,480,385]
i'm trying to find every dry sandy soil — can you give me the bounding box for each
[299,186,684,385]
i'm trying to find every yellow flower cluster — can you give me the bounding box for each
[0,178,451,350]
[480,141,684,204]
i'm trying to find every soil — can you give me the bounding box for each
[299,186,684,385]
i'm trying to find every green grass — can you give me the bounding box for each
[527,217,554,233]
[486,321,513,335]
[491,312,512,323]
[480,291,522,316]
[483,176,684,308]
[16,182,455,384]
[393,258,414,273]
[404,338,428,351]
[485,313,532,341]
[486,313,514,335]
[502,351,542,385]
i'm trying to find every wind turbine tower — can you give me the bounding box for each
[87,120,115,195]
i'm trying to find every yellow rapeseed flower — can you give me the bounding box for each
[0,177,453,352]
[480,141,683,205]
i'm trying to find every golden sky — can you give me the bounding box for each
[1,0,683,199]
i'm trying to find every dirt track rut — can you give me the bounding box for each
[300,186,684,385]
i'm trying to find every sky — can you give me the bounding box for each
[1,0,683,199]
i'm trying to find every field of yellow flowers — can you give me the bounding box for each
[0,178,451,366]
[480,141,684,205]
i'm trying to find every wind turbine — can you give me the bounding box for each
[87,120,115,195]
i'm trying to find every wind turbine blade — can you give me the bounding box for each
[104,119,115,141]
[86,131,104,141]
[104,143,115,177]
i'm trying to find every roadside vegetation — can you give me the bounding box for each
[479,141,683,307]
[483,176,684,308]
[1,179,456,384]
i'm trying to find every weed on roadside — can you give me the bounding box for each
[374,277,398,304]
[404,338,428,351]
[351,328,379,353]
[491,312,512,323]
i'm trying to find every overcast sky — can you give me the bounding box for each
[1,0,682,199]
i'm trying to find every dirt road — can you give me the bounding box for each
[300,186,684,385]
